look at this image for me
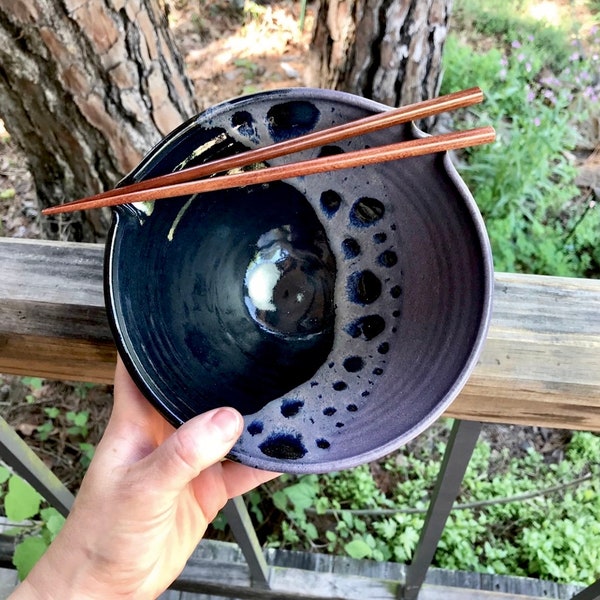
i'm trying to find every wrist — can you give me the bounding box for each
[9,526,111,600]
[10,555,102,600]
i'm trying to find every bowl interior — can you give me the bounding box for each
[105,88,493,473]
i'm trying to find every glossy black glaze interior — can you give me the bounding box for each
[105,88,493,473]
[109,182,335,417]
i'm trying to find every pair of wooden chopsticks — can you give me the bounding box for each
[42,87,494,216]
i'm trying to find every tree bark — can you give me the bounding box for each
[309,0,452,128]
[0,0,198,241]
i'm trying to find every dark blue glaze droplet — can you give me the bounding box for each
[347,403,358,412]
[361,390,370,397]
[373,232,387,244]
[390,285,402,298]
[323,406,337,416]
[347,270,382,305]
[343,356,365,373]
[231,111,258,141]
[266,101,320,142]
[320,190,342,218]
[378,250,398,268]
[341,238,361,259]
[333,381,348,391]
[373,367,384,376]
[336,422,345,428]
[317,145,344,158]
[247,420,264,436]
[281,399,304,418]
[259,432,307,459]
[345,315,386,341]
[349,197,385,227]
[378,342,390,354]
[316,438,330,449]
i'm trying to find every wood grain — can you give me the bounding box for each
[0,536,584,599]
[1,238,599,430]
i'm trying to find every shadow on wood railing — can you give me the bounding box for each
[1,237,599,600]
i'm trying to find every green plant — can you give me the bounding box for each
[452,0,573,69]
[65,410,90,439]
[20,377,43,404]
[440,19,600,276]
[262,426,600,585]
[19,376,96,469]
[0,465,65,580]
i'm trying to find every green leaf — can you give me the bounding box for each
[21,377,43,391]
[305,523,318,540]
[40,508,65,541]
[284,481,317,512]
[344,538,372,560]
[75,411,89,426]
[44,407,60,419]
[66,411,89,427]
[13,536,48,580]
[272,490,288,512]
[211,513,227,532]
[5,476,42,522]
[0,465,11,485]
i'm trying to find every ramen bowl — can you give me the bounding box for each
[104,87,493,474]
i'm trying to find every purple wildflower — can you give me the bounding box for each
[526,88,535,102]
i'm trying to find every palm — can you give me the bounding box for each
[31,358,277,600]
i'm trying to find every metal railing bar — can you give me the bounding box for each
[222,496,270,589]
[0,416,74,517]
[401,419,483,600]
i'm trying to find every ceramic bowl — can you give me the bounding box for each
[104,87,493,474]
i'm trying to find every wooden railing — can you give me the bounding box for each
[1,237,599,600]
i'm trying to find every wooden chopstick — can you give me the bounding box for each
[43,126,495,215]
[42,87,483,215]
[42,88,490,216]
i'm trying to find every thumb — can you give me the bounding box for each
[134,407,243,497]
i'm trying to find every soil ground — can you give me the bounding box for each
[0,0,595,494]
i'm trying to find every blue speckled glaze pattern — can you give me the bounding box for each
[104,88,494,474]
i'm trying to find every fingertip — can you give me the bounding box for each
[208,407,243,443]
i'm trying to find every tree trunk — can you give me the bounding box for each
[0,0,198,241]
[309,0,452,129]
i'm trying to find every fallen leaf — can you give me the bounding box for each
[16,423,38,437]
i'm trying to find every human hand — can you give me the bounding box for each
[12,357,278,600]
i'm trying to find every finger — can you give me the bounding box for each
[111,356,164,426]
[133,407,244,497]
[221,461,281,498]
[91,357,174,469]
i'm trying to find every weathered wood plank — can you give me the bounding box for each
[157,590,182,600]
[0,238,116,383]
[447,273,600,430]
[0,537,583,600]
[0,333,116,383]
[0,567,18,600]
[1,238,599,431]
